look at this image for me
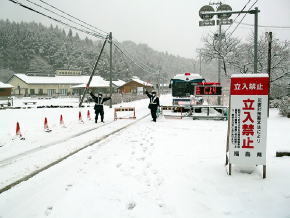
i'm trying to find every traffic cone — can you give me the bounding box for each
[60,114,66,127]
[79,111,84,123]
[16,122,22,136]
[44,117,52,132]
[87,110,91,120]
[15,122,25,140]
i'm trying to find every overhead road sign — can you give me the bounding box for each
[217,4,232,19]
[199,20,215,27]
[217,19,233,26]
[199,5,215,20]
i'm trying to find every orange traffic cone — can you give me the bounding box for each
[87,110,91,120]
[79,111,84,123]
[60,114,66,127]
[15,122,25,140]
[44,117,52,132]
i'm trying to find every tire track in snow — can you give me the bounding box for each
[0,121,114,167]
[0,113,149,194]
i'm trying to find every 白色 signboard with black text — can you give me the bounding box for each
[228,74,269,166]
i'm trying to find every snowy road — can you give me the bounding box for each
[0,96,155,190]
[0,107,289,218]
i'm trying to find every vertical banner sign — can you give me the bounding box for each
[229,74,269,166]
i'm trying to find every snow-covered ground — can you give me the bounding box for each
[0,95,289,218]
[0,96,153,189]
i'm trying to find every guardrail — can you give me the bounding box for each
[161,105,228,120]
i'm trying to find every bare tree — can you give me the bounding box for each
[199,32,241,77]
[200,32,290,87]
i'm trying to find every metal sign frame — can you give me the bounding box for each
[226,74,269,179]
[199,8,260,74]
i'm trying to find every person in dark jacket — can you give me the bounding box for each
[90,91,111,123]
[145,90,160,122]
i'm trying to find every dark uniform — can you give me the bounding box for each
[146,91,160,122]
[90,92,111,123]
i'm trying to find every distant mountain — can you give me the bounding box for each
[0,19,218,83]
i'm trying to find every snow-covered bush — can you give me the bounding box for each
[278,97,289,117]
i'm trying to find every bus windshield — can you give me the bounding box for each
[171,78,205,97]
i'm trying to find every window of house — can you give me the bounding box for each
[47,89,56,96]
[59,89,67,95]
[30,89,35,95]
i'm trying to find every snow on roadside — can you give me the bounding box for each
[0,108,289,218]
[0,96,160,189]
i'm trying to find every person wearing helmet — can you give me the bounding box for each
[145,90,160,122]
[89,91,111,123]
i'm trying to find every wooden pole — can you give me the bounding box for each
[79,36,108,107]
[267,32,272,118]
[225,95,231,166]
[263,165,266,179]
[109,32,113,108]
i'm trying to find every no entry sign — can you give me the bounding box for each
[227,74,269,170]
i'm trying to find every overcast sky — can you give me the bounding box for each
[1,0,290,58]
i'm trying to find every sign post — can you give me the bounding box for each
[226,74,269,178]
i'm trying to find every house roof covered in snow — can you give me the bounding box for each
[0,81,13,88]
[112,80,126,87]
[71,80,110,89]
[119,77,153,88]
[9,74,109,86]
[71,80,125,89]
[131,76,153,87]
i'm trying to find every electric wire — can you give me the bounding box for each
[235,21,290,29]
[224,0,251,33]
[23,0,106,38]
[37,0,108,34]
[32,0,158,73]
[113,39,158,72]
[114,43,156,74]
[7,0,107,39]
[226,0,258,38]
[8,0,158,74]
[113,42,157,74]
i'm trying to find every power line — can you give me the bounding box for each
[113,39,158,72]
[8,0,158,74]
[113,42,157,74]
[235,21,290,29]
[23,0,106,38]
[114,43,156,74]
[37,0,108,34]
[227,0,258,38]
[8,0,107,39]
[225,0,251,33]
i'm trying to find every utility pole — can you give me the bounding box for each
[79,37,108,107]
[267,32,272,85]
[199,7,260,76]
[209,1,222,105]
[199,51,202,75]
[254,7,259,74]
[217,21,222,105]
[109,32,113,108]
[158,69,161,95]
[266,31,272,117]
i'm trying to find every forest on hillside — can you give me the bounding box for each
[0,20,216,84]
